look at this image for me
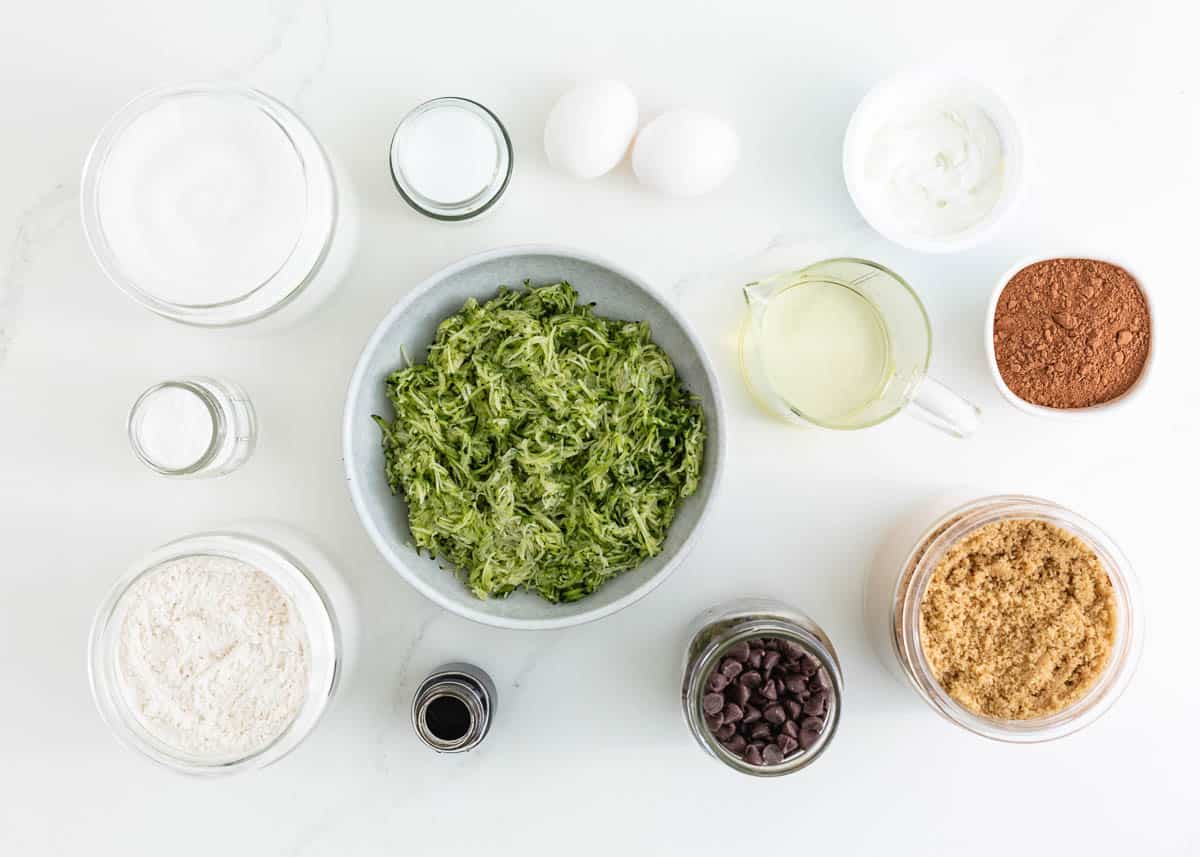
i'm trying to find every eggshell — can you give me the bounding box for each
[543,80,639,179]
[632,110,739,197]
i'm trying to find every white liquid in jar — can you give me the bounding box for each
[96,94,308,306]
[760,281,893,425]
[392,106,499,204]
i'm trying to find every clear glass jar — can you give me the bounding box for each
[88,532,343,775]
[682,598,844,777]
[81,83,354,326]
[891,495,1144,742]
[127,377,256,477]
[389,97,513,221]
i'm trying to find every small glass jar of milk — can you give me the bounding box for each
[81,84,356,326]
[388,97,513,221]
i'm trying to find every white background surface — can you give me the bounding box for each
[2,0,1198,854]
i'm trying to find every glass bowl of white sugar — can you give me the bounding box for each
[88,532,343,774]
[81,84,354,326]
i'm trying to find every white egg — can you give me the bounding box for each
[543,80,639,180]
[632,110,739,197]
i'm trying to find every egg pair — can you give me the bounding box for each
[543,80,739,197]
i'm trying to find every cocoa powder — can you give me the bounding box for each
[993,259,1150,409]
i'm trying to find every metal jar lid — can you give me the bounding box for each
[412,662,496,753]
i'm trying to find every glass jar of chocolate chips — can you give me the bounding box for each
[682,598,843,776]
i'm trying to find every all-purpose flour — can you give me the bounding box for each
[117,555,309,759]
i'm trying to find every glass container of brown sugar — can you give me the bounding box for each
[892,495,1143,742]
[682,598,843,777]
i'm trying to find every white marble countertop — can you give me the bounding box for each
[2,0,1197,854]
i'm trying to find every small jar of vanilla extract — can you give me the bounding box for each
[412,663,496,753]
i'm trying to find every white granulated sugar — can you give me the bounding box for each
[97,95,308,306]
[117,555,309,759]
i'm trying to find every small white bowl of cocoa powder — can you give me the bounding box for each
[986,255,1153,418]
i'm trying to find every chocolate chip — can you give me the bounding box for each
[744,745,763,766]
[750,722,772,741]
[778,735,799,756]
[707,671,729,693]
[719,658,744,679]
[722,703,744,723]
[808,668,830,691]
[762,744,784,765]
[781,639,806,659]
[704,712,723,731]
[731,682,751,706]
[763,639,779,651]
[742,705,761,724]
[762,651,781,674]
[761,680,778,701]
[716,723,736,741]
[763,704,786,725]
[800,716,824,732]
[727,641,750,663]
[703,693,724,715]
[798,729,821,750]
[747,649,763,669]
[784,700,803,720]
[724,734,747,754]
[739,670,763,689]
[784,675,807,695]
[802,695,826,717]
[781,719,799,738]
[796,654,818,676]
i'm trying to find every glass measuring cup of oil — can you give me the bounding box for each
[739,258,979,436]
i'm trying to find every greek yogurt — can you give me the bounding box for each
[862,98,1005,238]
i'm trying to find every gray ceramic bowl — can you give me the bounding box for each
[343,246,726,630]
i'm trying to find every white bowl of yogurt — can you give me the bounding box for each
[843,67,1026,254]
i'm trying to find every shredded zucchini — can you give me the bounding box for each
[373,281,706,603]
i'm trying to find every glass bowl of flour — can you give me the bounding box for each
[88,532,342,774]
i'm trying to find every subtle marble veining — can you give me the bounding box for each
[0,183,74,366]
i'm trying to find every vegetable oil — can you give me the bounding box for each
[758,280,893,424]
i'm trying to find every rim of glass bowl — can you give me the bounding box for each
[893,495,1144,743]
[684,619,844,777]
[87,532,341,775]
[388,97,513,222]
[80,83,338,327]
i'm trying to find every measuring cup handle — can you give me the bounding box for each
[908,376,981,438]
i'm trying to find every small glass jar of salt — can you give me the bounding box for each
[389,97,513,221]
[127,377,256,477]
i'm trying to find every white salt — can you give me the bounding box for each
[133,385,215,471]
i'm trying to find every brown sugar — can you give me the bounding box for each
[993,259,1150,408]
[919,519,1117,720]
